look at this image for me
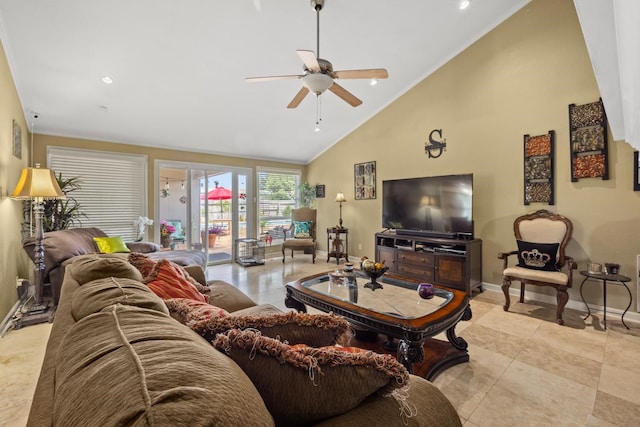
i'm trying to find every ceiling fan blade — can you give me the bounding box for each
[328,82,362,107]
[297,50,321,72]
[334,69,389,79]
[287,86,310,109]
[246,75,302,83]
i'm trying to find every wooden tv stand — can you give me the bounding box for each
[375,231,482,294]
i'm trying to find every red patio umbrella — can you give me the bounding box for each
[201,186,232,200]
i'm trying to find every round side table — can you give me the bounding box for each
[579,270,632,330]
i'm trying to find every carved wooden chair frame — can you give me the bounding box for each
[498,209,577,325]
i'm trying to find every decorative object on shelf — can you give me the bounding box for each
[360,257,388,290]
[424,128,447,159]
[335,192,347,228]
[417,283,435,299]
[604,263,620,275]
[569,98,609,181]
[12,119,22,159]
[634,152,640,191]
[11,164,65,326]
[354,161,376,200]
[523,130,555,205]
[160,220,176,248]
[587,263,602,274]
[315,184,325,198]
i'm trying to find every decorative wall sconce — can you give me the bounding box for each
[425,129,447,158]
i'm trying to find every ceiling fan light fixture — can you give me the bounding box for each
[370,79,378,86]
[302,73,333,94]
[460,0,471,10]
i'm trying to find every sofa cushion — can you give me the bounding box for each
[213,329,409,426]
[68,254,143,285]
[205,280,257,312]
[129,253,210,293]
[71,277,169,321]
[144,260,207,302]
[191,311,349,347]
[93,236,131,254]
[164,298,229,324]
[54,305,274,427]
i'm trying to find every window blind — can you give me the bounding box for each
[48,148,147,241]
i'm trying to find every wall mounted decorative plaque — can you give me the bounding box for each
[523,130,554,205]
[569,98,609,181]
[354,161,376,200]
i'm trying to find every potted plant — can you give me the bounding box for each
[159,220,176,248]
[205,225,225,248]
[298,182,316,208]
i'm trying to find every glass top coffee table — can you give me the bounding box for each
[285,270,472,379]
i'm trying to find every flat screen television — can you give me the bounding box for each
[382,174,473,238]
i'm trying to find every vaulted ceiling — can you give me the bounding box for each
[1,1,634,164]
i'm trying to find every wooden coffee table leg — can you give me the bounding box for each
[397,337,425,374]
[284,289,307,313]
[446,305,472,351]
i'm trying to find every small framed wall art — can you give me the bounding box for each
[523,130,555,205]
[315,184,325,198]
[354,161,376,200]
[568,98,609,181]
[634,152,640,191]
[12,119,22,159]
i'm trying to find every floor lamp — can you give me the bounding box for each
[11,165,65,326]
[335,192,347,229]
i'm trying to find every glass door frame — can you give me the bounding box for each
[155,160,253,264]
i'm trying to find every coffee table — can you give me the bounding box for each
[285,270,472,379]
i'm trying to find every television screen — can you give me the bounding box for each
[382,174,473,237]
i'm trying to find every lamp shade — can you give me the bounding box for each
[335,192,347,203]
[11,167,65,200]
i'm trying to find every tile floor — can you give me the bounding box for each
[1,257,639,426]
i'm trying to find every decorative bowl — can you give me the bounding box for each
[361,265,389,290]
[417,283,435,299]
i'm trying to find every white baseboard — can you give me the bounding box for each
[0,300,22,338]
[481,282,640,325]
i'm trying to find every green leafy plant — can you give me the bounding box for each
[22,173,86,236]
[298,182,316,208]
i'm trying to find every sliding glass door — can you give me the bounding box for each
[157,161,251,265]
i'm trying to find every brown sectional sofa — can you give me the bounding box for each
[22,227,206,305]
[27,253,463,426]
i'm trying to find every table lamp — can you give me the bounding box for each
[11,164,65,325]
[335,192,347,229]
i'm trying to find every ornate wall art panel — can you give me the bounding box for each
[354,161,376,200]
[569,98,609,181]
[523,130,555,205]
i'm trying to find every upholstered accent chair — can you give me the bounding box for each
[166,219,186,246]
[498,209,577,325]
[282,208,317,263]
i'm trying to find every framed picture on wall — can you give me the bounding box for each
[634,151,640,191]
[354,161,376,200]
[315,184,325,198]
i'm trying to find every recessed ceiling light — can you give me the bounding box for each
[460,0,471,10]
[370,79,378,86]
[101,76,113,84]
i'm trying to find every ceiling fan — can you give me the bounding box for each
[245,0,388,109]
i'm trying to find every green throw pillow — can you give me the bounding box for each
[293,220,313,238]
[93,236,131,254]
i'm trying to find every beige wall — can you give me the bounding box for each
[3,0,637,320]
[0,42,31,321]
[308,0,640,313]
